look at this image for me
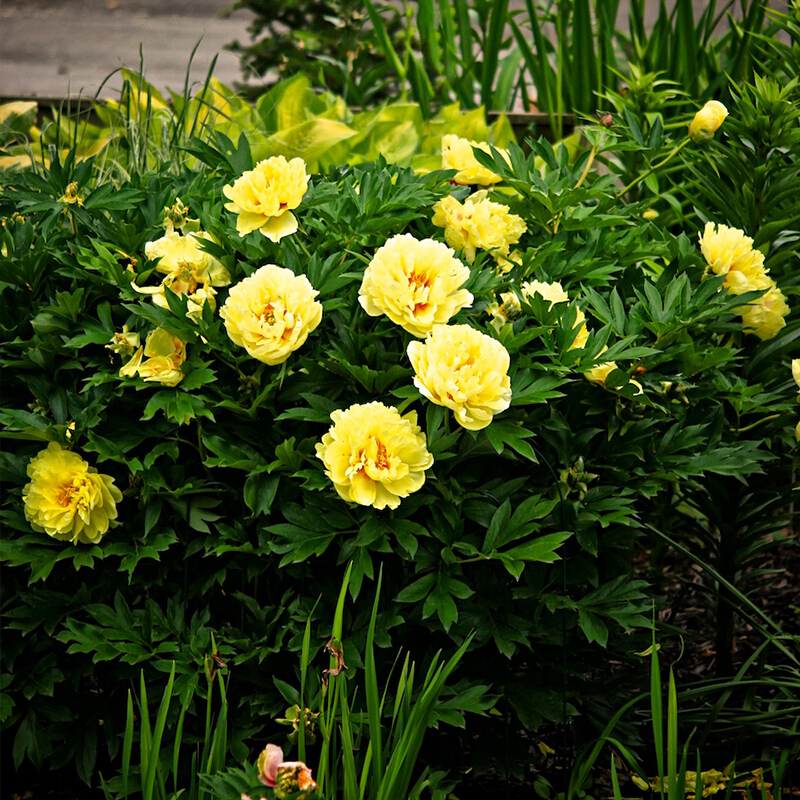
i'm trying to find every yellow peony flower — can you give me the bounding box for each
[223,156,309,242]
[359,233,473,337]
[689,100,728,145]
[792,359,800,390]
[58,181,83,207]
[432,191,526,264]
[441,134,509,185]
[220,264,323,365]
[120,328,188,386]
[407,324,512,430]
[738,285,790,340]
[521,279,569,309]
[23,442,122,545]
[316,402,433,510]
[699,222,771,295]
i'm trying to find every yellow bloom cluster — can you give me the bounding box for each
[316,402,433,510]
[699,222,790,340]
[137,230,231,322]
[407,324,512,430]
[220,264,323,365]
[223,156,309,242]
[521,280,588,349]
[689,100,728,145]
[120,328,188,386]
[441,134,508,186]
[432,190,526,264]
[359,233,473,337]
[23,442,122,545]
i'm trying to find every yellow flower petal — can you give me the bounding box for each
[260,210,298,243]
[689,100,728,145]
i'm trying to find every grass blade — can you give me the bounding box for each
[667,667,678,800]
[365,567,384,798]
[481,0,510,108]
[142,663,175,800]
[651,643,665,797]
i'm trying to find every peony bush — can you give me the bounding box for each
[1,76,799,795]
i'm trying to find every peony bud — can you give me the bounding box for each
[689,100,728,145]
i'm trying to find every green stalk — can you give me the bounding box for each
[667,668,678,800]
[123,690,134,800]
[364,568,384,799]
[651,643,665,798]
[481,0,510,109]
[616,138,690,200]
[298,616,312,763]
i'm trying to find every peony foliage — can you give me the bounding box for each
[1,74,798,788]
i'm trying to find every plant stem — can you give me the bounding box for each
[616,138,691,200]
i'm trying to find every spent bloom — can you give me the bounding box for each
[486,291,523,331]
[223,156,309,241]
[119,328,187,386]
[256,744,317,799]
[58,181,83,206]
[432,190,526,264]
[407,324,512,430]
[23,442,122,545]
[316,402,433,510]
[220,264,323,365]
[137,230,231,321]
[689,100,728,145]
[106,326,140,357]
[441,134,508,185]
[359,233,473,337]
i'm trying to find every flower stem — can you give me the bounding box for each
[616,138,691,201]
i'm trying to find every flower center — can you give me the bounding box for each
[166,261,199,295]
[261,303,277,324]
[57,478,90,510]
[57,482,76,507]
[374,439,390,470]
